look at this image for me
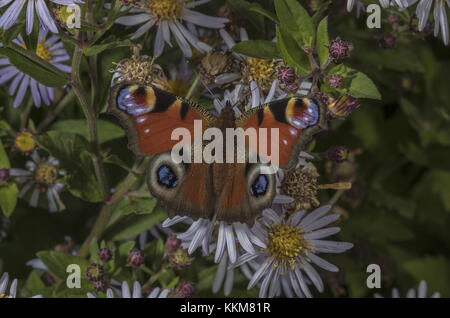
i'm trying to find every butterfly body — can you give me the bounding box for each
[110,82,327,224]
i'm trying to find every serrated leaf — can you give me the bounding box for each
[231,40,280,59]
[349,72,381,100]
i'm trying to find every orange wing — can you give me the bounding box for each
[238,97,327,169]
[109,83,212,155]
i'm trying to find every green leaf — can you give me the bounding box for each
[0,184,18,217]
[349,72,381,100]
[276,25,310,75]
[0,139,18,216]
[351,107,380,150]
[36,251,90,281]
[106,206,167,241]
[249,5,279,23]
[50,119,125,144]
[231,40,280,59]
[316,17,330,66]
[116,196,157,215]
[274,0,314,47]
[36,131,103,202]
[228,0,265,31]
[0,46,68,87]
[83,40,134,56]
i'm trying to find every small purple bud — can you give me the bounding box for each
[329,38,353,60]
[327,146,349,163]
[379,34,397,49]
[175,281,196,298]
[86,263,105,282]
[277,66,297,85]
[0,169,10,182]
[98,248,113,262]
[94,280,108,292]
[327,74,343,88]
[165,236,181,254]
[128,249,145,267]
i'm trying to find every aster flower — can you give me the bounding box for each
[232,205,353,298]
[11,129,38,155]
[9,151,65,212]
[0,0,84,34]
[374,280,441,298]
[115,0,228,58]
[87,281,171,298]
[0,272,42,298]
[216,28,280,94]
[0,30,71,107]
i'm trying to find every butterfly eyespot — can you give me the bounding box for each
[157,165,179,188]
[286,98,320,129]
[116,85,156,115]
[250,175,269,196]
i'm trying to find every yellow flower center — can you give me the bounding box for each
[0,293,11,298]
[36,43,53,61]
[241,58,277,91]
[15,131,37,153]
[266,224,308,267]
[34,163,58,187]
[167,79,190,97]
[146,0,184,21]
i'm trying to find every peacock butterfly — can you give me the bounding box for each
[109,82,328,225]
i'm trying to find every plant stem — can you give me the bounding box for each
[77,158,149,258]
[71,43,109,199]
[185,73,202,100]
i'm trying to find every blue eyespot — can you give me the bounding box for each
[290,99,320,129]
[157,165,179,189]
[117,86,152,115]
[251,175,268,196]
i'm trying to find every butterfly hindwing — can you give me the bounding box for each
[109,82,212,156]
[237,97,327,169]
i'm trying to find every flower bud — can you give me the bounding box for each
[169,248,193,270]
[379,34,397,49]
[329,38,353,60]
[165,236,181,254]
[327,146,349,163]
[128,249,145,267]
[86,263,105,282]
[174,281,196,298]
[327,74,343,88]
[94,280,108,292]
[327,95,360,119]
[277,66,296,85]
[98,248,113,262]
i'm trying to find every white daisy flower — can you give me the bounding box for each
[9,151,65,212]
[374,280,441,298]
[0,0,84,34]
[115,0,228,57]
[0,272,42,298]
[231,205,353,298]
[87,281,171,298]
